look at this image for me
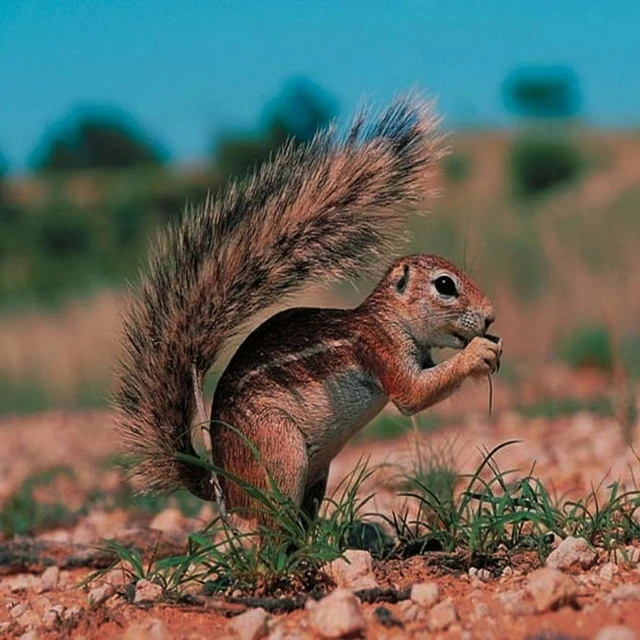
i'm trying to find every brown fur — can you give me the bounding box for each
[114,97,504,526]
[114,96,445,500]
[209,254,501,523]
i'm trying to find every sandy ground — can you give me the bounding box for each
[1,366,640,639]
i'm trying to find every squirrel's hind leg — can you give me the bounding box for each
[212,409,309,527]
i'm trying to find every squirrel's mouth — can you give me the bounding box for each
[453,332,500,349]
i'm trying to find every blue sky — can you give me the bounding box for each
[2,1,639,173]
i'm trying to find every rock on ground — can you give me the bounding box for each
[546,536,597,571]
[525,568,579,612]
[608,584,640,602]
[9,574,39,593]
[496,590,535,616]
[123,618,173,640]
[469,567,491,582]
[38,566,60,593]
[595,626,638,640]
[63,606,81,625]
[323,550,378,590]
[306,588,364,638]
[410,582,440,609]
[43,604,65,627]
[396,600,425,623]
[427,598,458,632]
[227,608,269,640]
[9,603,30,620]
[599,562,619,581]
[102,567,131,588]
[88,583,116,606]
[133,579,163,604]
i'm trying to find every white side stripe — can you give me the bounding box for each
[236,338,355,391]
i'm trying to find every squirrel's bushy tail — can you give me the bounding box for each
[115,96,444,499]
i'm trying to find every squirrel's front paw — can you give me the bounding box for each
[462,336,502,377]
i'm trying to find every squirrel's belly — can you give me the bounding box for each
[289,369,388,480]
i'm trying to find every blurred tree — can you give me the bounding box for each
[267,78,338,142]
[503,66,584,197]
[214,78,338,181]
[32,108,167,172]
[502,66,581,120]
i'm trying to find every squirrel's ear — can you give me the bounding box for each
[396,264,410,294]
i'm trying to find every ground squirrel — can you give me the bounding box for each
[115,96,502,526]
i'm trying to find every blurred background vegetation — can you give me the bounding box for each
[1,70,639,415]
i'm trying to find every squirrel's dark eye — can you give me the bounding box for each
[434,275,458,297]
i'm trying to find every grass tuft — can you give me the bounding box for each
[84,439,640,597]
[87,456,379,597]
[391,440,640,566]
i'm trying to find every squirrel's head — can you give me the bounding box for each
[374,254,495,350]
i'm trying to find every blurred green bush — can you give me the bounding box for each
[509,135,583,197]
[558,324,613,372]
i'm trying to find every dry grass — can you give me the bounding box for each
[0,291,124,405]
